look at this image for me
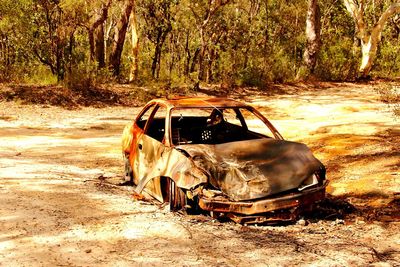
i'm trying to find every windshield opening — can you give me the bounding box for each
[170,107,275,145]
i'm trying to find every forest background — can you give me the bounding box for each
[1,0,400,90]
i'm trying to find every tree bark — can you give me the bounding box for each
[198,28,206,81]
[151,33,165,79]
[343,0,400,78]
[67,31,75,75]
[129,0,139,83]
[184,30,191,77]
[190,47,200,73]
[89,1,111,66]
[55,39,64,81]
[151,27,171,79]
[303,0,321,73]
[110,0,133,76]
[95,23,105,68]
[206,47,216,83]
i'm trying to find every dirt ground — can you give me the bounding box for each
[0,82,399,266]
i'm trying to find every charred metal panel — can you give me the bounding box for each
[122,123,134,154]
[180,138,324,201]
[133,134,208,196]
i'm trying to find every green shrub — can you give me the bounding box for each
[269,49,296,83]
[237,66,265,87]
[373,42,400,78]
[22,65,57,85]
[316,39,359,81]
[63,62,115,91]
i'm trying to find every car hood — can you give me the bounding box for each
[178,138,324,201]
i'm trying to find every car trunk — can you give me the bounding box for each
[178,138,324,201]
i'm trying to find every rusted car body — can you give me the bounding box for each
[122,97,327,223]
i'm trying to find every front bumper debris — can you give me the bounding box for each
[198,181,328,223]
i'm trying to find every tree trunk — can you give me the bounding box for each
[128,0,139,83]
[190,47,200,73]
[359,3,400,77]
[104,20,114,66]
[150,24,171,79]
[89,1,111,66]
[206,48,215,83]
[198,29,206,81]
[303,0,321,73]
[55,35,65,81]
[343,0,400,78]
[151,34,162,78]
[168,33,175,81]
[67,31,75,75]
[88,29,95,62]
[95,23,105,68]
[156,49,162,79]
[110,1,133,76]
[359,37,376,77]
[184,31,191,77]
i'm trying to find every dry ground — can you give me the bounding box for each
[0,82,399,266]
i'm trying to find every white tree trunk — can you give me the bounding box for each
[303,0,321,73]
[343,0,400,77]
[129,0,139,83]
[360,38,372,76]
[359,35,379,77]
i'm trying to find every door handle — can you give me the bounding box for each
[138,144,143,150]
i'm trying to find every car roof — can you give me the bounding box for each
[149,97,247,109]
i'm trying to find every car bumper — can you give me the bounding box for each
[198,181,327,223]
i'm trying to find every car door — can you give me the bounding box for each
[133,104,168,202]
[129,103,156,184]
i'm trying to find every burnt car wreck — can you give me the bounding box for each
[122,97,327,224]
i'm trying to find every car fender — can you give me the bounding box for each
[122,122,134,154]
[134,146,208,194]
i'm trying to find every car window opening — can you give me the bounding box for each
[170,107,275,145]
[145,105,167,142]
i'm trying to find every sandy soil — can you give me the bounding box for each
[0,82,399,266]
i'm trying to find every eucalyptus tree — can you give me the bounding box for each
[109,0,134,76]
[304,0,321,74]
[30,0,80,81]
[140,0,176,79]
[189,0,232,82]
[128,0,139,82]
[87,0,113,68]
[343,0,400,78]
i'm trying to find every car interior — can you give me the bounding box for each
[139,107,271,145]
[170,109,268,145]
[145,118,166,142]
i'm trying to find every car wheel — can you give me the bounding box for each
[169,179,186,211]
[168,178,200,214]
[124,154,134,185]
